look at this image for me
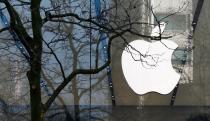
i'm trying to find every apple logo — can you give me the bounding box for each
[151,21,167,38]
[121,39,181,95]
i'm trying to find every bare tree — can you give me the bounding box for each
[0,0,191,121]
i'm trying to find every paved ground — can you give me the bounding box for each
[110,106,210,121]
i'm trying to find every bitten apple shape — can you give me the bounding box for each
[121,39,180,95]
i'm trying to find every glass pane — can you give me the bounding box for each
[155,13,187,31]
[172,48,192,65]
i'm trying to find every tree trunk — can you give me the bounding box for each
[27,69,43,121]
[72,56,80,121]
[72,75,80,121]
[29,0,43,120]
[73,81,80,121]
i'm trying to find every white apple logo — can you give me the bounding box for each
[151,21,167,37]
[121,39,181,95]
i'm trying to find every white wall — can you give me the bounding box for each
[152,0,192,14]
